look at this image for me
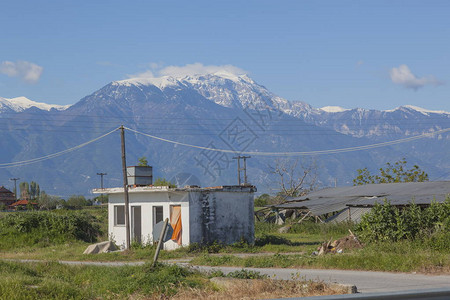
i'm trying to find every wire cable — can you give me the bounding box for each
[124,127,450,157]
[0,127,119,168]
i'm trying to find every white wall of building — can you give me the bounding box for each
[105,186,255,250]
[108,190,190,250]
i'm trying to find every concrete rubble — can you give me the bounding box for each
[315,230,363,255]
[83,241,118,254]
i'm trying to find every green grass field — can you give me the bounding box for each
[0,260,349,299]
[0,260,207,299]
[1,207,449,274]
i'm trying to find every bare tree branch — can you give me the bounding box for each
[269,158,318,202]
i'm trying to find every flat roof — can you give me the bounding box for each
[93,185,256,194]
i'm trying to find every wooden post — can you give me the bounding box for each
[297,210,312,224]
[152,218,169,267]
[120,125,131,250]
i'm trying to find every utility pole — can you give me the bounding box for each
[234,156,241,185]
[232,156,251,185]
[9,178,20,200]
[243,156,249,185]
[120,125,131,250]
[97,172,107,190]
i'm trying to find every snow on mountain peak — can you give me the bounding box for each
[114,76,180,89]
[116,72,252,89]
[385,105,449,115]
[320,106,350,113]
[0,96,70,112]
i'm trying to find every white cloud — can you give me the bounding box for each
[127,70,155,78]
[149,62,163,70]
[158,63,246,77]
[389,64,442,91]
[0,60,43,83]
[127,62,247,79]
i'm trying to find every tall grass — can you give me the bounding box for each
[289,221,354,236]
[0,210,102,250]
[0,261,205,299]
[191,240,450,273]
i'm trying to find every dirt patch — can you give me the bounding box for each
[417,265,450,275]
[317,230,363,255]
[167,277,351,299]
[333,235,363,251]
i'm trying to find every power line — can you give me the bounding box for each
[124,126,450,157]
[0,124,448,169]
[0,128,119,168]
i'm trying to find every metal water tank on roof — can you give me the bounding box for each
[127,166,153,186]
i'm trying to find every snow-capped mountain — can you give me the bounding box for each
[1,72,449,196]
[302,105,450,139]
[114,72,292,112]
[112,73,449,140]
[0,96,70,113]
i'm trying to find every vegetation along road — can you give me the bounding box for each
[4,258,450,294]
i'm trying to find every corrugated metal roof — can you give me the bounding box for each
[275,196,364,216]
[273,181,450,216]
[326,207,372,223]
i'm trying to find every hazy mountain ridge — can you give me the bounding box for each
[1,73,449,196]
[110,73,449,140]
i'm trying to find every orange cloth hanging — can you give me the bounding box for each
[170,206,182,245]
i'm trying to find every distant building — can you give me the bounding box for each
[8,199,38,210]
[94,184,256,250]
[0,186,16,207]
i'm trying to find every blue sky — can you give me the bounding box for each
[1,0,449,111]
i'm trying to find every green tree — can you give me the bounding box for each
[254,193,271,207]
[153,178,176,188]
[93,194,108,204]
[353,159,429,185]
[138,156,149,167]
[38,191,61,210]
[67,195,89,208]
[30,181,40,200]
[19,182,30,199]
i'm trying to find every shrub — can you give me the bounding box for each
[0,211,101,249]
[254,194,271,207]
[356,198,450,243]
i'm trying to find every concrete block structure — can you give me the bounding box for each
[94,185,256,250]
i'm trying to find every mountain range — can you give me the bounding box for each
[1,72,449,197]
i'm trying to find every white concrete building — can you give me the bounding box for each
[94,185,256,250]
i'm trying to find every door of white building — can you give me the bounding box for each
[131,206,142,244]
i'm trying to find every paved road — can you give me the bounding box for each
[182,264,450,293]
[5,259,450,294]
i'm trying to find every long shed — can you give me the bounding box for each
[274,181,450,223]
